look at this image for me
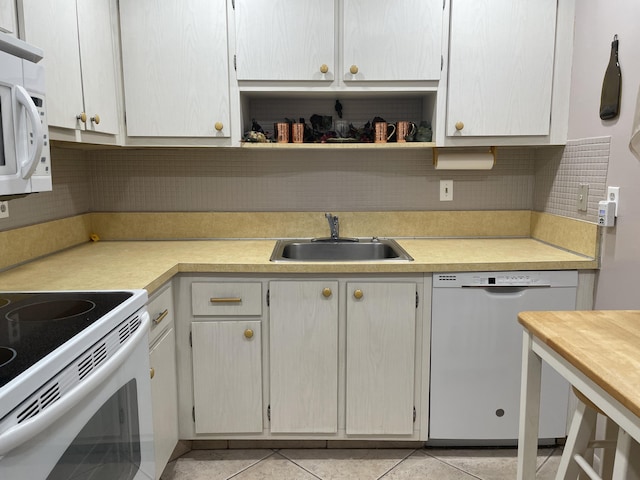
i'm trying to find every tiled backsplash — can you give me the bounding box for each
[87,147,536,212]
[533,137,610,222]
[0,138,609,232]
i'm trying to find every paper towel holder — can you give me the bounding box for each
[432,146,497,170]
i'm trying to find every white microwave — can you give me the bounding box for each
[0,32,50,198]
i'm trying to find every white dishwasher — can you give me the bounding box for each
[429,270,577,444]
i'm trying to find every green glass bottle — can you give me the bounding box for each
[599,35,621,120]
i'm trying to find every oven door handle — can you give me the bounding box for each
[0,312,150,457]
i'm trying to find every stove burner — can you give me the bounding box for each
[6,299,96,323]
[0,347,17,367]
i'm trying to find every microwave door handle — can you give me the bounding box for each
[0,312,150,457]
[14,85,44,180]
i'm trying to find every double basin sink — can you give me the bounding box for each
[270,238,413,262]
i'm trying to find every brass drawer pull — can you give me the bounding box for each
[244,328,254,339]
[210,297,242,303]
[152,309,169,325]
[150,367,155,379]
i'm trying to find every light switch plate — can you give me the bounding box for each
[577,184,589,212]
[440,180,453,201]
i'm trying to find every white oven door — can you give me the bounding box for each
[0,319,155,479]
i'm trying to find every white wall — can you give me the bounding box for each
[569,1,640,308]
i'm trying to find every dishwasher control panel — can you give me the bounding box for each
[433,271,578,288]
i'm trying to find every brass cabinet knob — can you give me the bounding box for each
[349,65,359,75]
[91,114,100,124]
[353,289,363,299]
[320,64,329,74]
[244,328,254,339]
[150,367,155,379]
[455,121,464,131]
[76,112,87,123]
[322,287,332,298]
[214,122,224,131]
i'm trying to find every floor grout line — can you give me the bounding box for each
[275,450,324,480]
[225,449,280,480]
[375,447,419,480]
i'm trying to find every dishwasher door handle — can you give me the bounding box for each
[460,285,552,288]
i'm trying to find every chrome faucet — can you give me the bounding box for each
[325,213,339,240]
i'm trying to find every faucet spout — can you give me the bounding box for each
[325,213,339,240]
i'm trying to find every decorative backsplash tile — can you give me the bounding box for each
[533,136,610,223]
[86,147,536,212]
[0,137,610,232]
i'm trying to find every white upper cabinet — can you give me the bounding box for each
[234,0,442,84]
[19,0,119,135]
[119,0,230,138]
[342,0,442,82]
[0,0,17,35]
[445,0,557,138]
[235,0,335,81]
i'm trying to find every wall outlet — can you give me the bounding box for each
[0,201,8,219]
[440,180,453,201]
[577,184,589,212]
[607,186,620,216]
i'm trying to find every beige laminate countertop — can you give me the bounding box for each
[0,237,596,294]
[518,310,640,420]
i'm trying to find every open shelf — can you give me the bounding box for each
[240,141,436,149]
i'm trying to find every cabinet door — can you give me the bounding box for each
[149,326,178,479]
[343,0,442,81]
[20,0,84,130]
[346,282,416,435]
[191,321,263,433]
[0,0,17,34]
[235,0,335,81]
[269,281,338,433]
[446,0,557,136]
[75,0,119,134]
[119,0,230,137]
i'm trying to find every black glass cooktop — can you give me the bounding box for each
[0,291,133,389]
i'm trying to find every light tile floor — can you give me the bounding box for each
[160,446,562,479]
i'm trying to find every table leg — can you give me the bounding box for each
[612,429,640,480]
[517,331,542,480]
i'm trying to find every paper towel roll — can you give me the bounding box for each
[433,147,496,170]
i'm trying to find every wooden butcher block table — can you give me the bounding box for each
[516,310,640,479]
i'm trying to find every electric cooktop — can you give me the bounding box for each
[0,291,137,390]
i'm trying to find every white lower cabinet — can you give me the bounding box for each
[147,283,178,480]
[269,281,339,433]
[174,274,429,441]
[191,321,263,433]
[345,282,417,435]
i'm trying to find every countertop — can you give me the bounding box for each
[518,310,640,419]
[0,237,596,294]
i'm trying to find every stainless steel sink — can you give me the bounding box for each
[270,238,413,262]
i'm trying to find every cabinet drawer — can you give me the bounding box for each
[192,282,262,316]
[148,283,175,345]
